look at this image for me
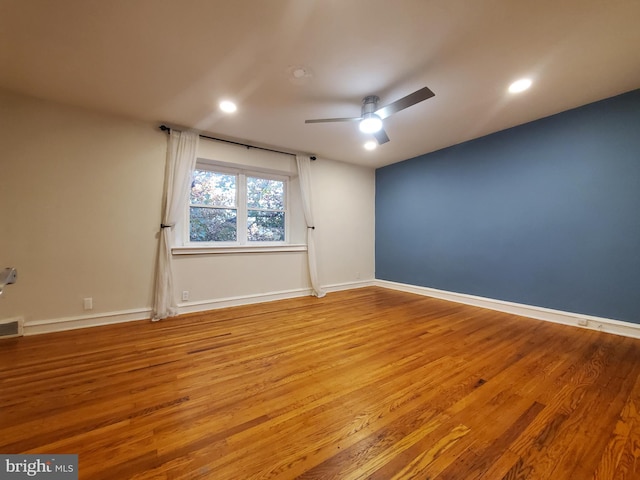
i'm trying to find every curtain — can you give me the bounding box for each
[296,155,326,298]
[152,130,199,320]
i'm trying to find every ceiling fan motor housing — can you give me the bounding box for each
[359,96,384,134]
[361,95,380,116]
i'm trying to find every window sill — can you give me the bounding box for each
[172,244,308,255]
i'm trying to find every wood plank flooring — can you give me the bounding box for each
[2,287,640,479]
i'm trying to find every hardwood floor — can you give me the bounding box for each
[2,287,640,479]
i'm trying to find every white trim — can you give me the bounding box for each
[175,280,375,312]
[176,287,314,314]
[172,244,307,255]
[24,308,151,335]
[19,280,636,339]
[323,279,376,293]
[19,280,378,336]
[176,280,376,314]
[376,279,640,339]
[197,157,296,178]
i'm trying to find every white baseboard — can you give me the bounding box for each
[375,279,640,339]
[323,279,376,293]
[24,308,152,336]
[176,287,314,314]
[27,278,621,339]
[176,280,377,314]
[19,280,378,336]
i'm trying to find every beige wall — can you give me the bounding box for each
[0,91,375,332]
[0,91,165,324]
[312,158,375,287]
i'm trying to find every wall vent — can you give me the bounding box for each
[0,317,24,339]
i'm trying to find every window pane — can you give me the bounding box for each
[247,177,284,210]
[190,170,236,207]
[247,210,285,241]
[190,207,237,242]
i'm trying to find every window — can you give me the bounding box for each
[189,169,238,242]
[188,164,287,244]
[246,176,286,241]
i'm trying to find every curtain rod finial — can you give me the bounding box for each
[159,125,170,132]
[310,156,317,161]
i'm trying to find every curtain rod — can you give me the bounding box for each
[159,125,316,160]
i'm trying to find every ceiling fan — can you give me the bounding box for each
[305,86,435,145]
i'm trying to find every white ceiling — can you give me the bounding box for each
[1,0,639,168]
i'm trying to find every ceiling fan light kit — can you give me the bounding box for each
[359,113,383,134]
[305,86,435,146]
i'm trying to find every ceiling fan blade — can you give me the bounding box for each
[374,128,390,145]
[375,86,435,120]
[305,117,361,124]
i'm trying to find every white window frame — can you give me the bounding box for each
[184,161,291,248]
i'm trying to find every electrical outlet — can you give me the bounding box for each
[182,291,189,301]
[83,297,93,310]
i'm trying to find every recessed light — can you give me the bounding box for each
[508,78,532,94]
[364,141,377,151]
[219,100,237,113]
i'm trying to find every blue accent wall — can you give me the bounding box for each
[376,89,640,323]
